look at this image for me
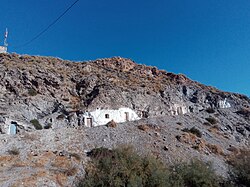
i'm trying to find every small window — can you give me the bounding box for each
[105,114,109,119]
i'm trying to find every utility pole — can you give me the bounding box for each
[4,28,8,47]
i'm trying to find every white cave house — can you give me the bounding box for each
[218,98,231,109]
[83,107,140,127]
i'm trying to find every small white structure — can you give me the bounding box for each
[218,98,231,109]
[0,46,7,53]
[83,107,140,127]
[0,28,8,54]
[171,104,188,115]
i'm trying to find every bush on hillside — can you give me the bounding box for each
[206,117,217,125]
[228,150,250,187]
[7,147,20,155]
[76,146,222,187]
[171,159,221,187]
[182,126,202,138]
[28,88,37,96]
[206,108,215,114]
[77,146,171,187]
[30,119,42,130]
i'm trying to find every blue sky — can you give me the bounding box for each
[0,0,249,96]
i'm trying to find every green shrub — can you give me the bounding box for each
[182,127,202,138]
[171,159,221,187]
[77,146,171,187]
[206,108,215,114]
[228,150,250,187]
[189,127,202,138]
[28,88,37,96]
[30,119,42,130]
[206,117,217,125]
[76,146,222,187]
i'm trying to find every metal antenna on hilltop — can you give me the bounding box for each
[4,28,8,47]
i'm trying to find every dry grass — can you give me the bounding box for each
[21,133,37,141]
[106,120,117,128]
[64,167,78,176]
[236,108,250,118]
[206,143,224,156]
[137,124,150,131]
[70,153,81,161]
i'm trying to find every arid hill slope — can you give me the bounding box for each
[0,53,249,186]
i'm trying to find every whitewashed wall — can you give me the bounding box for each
[171,104,188,115]
[218,98,231,108]
[0,46,7,53]
[84,107,140,127]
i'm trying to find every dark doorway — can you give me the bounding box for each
[125,112,129,121]
[86,118,93,127]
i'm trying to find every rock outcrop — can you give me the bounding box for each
[0,53,249,133]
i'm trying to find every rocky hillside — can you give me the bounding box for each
[0,53,249,186]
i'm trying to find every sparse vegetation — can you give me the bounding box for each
[206,108,215,114]
[70,153,81,161]
[228,150,250,187]
[7,147,20,155]
[106,120,117,128]
[30,119,43,130]
[236,108,250,118]
[171,159,221,187]
[206,143,224,155]
[206,117,217,125]
[28,88,37,96]
[138,124,150,131]
[65,167,78,176]
[76,146,222,187]
[77,146,171,187]
[182,126,202,138]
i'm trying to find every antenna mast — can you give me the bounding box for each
[4,28,8,47]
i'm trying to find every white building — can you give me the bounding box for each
[171,104,188,115]
[0,46,7,53]
[83,107,140,127]
[218,98,231,109]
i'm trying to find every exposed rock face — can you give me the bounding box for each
[0,53,249,133]
[0,53,249,186]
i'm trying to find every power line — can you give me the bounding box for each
[13,0,80,48]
